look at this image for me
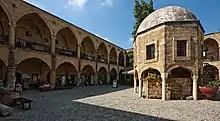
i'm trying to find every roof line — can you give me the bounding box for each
[22,0,125,50]
[205,31,220,36]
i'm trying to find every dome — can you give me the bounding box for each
[137,6,198,34]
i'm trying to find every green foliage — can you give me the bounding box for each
[200,78,220,88]
[127,51,134,67]
[143,73,157,82]
[132,0,154,39]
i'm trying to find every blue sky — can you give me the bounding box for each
[24,0,220,49]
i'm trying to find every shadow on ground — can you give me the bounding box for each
[1,101,173,121]
[1,85,173,121]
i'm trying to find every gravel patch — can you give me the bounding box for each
[1,85,220,121]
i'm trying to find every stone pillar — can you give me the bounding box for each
[76,72,81,86]
[7,25,16,91]
[77,44,81,86]
[117,71,119,81]
[107,71,110,84]
[193,75,198,100]
[50,36,56,88]
[124,53,126,68]
[134,78,137,93]
[95,49,98,84]
[94,72,98,85]
[138,77,142,97]
[161,73,167,101]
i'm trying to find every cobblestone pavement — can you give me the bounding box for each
[1,85,220,121]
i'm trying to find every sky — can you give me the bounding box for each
[23,0,220,49]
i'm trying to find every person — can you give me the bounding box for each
[61,75,65,86]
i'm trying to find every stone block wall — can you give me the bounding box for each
[167,78,192,99]
[147,80,162,99]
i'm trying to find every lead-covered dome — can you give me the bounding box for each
[137,6,198,34]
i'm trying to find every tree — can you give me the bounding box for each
[132,0,154,39]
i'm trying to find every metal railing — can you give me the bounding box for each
[15,38,50,53]
[109,60,117,65]
[80,53,95,61]
[56,48,77,57]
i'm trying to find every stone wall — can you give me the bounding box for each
[167,78,192,99]
[147,79,162,99]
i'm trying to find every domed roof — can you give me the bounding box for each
[137,6,198,34]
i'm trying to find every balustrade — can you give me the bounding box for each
[15,38,50,53]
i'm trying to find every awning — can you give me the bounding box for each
[122,70,134,75]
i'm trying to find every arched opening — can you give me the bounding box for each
[80,37,95,61]
[141,68,162,99]
[167,67,193,100]
[97,43,108,63]
[119,69,126,85]
[56,62,77,87]
[110,68,117,84]
[0,59,7,84]
[119,51,124,66]
[109,48,117,65]
[56,27,78,57]
[81,65,95,85]
[15,13,51,53]
[98,67,107,84]
[16,58,50,90]
[0,5,9,46]
[203,64,219,81]
[204,38,219,61]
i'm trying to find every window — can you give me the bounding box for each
[177,40,187,57]
[146,44,155,60]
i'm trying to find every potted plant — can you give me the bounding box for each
[199,78,220,99]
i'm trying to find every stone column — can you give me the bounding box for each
[193,75,198,100]
[7,25,16,91]
[107,71,110,84]
[134,78,137,93]
[124,53,126,68]
[77,44,81,86]
[50,36,56,88]
[161,73,167,101]
[138,77,142,97]
[95,49,98,84]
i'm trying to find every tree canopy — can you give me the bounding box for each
[132,0,154,39]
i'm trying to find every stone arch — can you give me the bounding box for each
[56,62,77,87]
[14,10,52,35]
[118,51,125,66]
[15,11,52,48]
[110,68,117,84]
[55,27,78,57]
[204,38,219,61]
[0,1,12,25]
[98,67,108,84]
[203,64,219,80]
[0,58,7,82]
[16,58,51,87]
[139,65,161,78]
[109,47,117,65]
[16,54,51,69]
[80,36,96,59]
[0,3,11,46]
[167,67,193,100]
[97,43,108,63]
[141,68,162,99]
[166,65,193,78]
[81,65,95,85]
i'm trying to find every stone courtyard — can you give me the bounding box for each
[1,86,220,121]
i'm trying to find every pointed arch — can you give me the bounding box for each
[0,1,12,25]
[97,43,108,63]
[15,10,53,37]
[109,47,117,65]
